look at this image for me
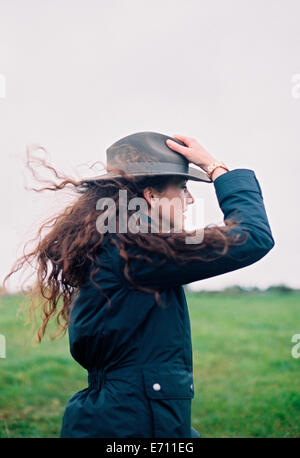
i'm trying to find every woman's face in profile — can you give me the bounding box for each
[143,178,195,232]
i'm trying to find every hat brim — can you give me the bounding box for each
[83,165,212,183]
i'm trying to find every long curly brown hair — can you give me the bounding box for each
[3,144,248,343]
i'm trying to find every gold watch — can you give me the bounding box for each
[205,161,229,179]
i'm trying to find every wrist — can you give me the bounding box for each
[197,159,219,172]
[203,161,230,180]
[211,167,229,181]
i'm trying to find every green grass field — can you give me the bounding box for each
[0,290,299,438]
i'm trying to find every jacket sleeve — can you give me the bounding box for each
[116,168,275,289]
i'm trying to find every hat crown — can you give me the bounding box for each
[106,131,189,174]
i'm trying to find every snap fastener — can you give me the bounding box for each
[190,384,193,391]
[152,383,161,391]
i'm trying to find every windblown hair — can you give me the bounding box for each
[3,144,248,343]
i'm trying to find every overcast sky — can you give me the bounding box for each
[0,0,299,292]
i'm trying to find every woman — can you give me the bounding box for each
[4,131,275,438]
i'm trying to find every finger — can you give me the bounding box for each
[165,138,189,155]
[172,134,193,146]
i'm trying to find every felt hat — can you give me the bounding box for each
[85,131,212,183]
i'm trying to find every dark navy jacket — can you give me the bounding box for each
[60,168,275,438]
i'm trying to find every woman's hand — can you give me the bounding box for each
[165,134,218,172]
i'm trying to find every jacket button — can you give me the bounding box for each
[152,383,161,391]
[190,384,193,391]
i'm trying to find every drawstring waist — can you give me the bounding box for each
[87,362,192,391]
[88,364,144,390]
[88,367,105,390]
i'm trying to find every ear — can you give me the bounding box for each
[143,187,152,206]
[143,187,158,207]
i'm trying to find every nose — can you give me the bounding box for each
[186,190,195,205]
